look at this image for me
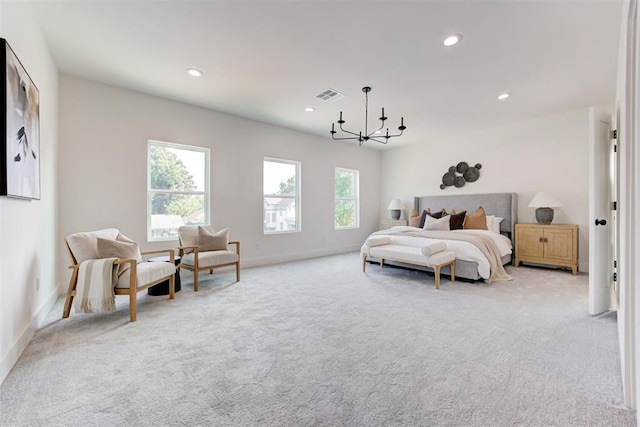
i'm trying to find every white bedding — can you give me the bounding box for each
[370,226,513,280]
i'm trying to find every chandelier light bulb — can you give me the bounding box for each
[497,93,511,100]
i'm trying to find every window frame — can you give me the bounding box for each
[263,157,301,234]
[334,167,360,230]
[147,140,210,242]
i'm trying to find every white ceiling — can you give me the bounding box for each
[30,0,622,150]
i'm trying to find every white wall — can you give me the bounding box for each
[58,75,380,282]
[0,1,59,384]
[380,108,591,273]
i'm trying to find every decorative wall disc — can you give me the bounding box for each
[440,162,482,189]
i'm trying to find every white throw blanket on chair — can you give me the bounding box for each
[74,258,118,313]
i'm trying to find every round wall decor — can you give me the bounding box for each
[440,162,482,189]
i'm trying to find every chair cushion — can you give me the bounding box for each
[116,261,176,289]
[197,226,229,251]
[182,250,239,269]
[178,225,215,254]
[67,228,120,264]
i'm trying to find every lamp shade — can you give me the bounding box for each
[387,199,405,210]
[528,192,562,208]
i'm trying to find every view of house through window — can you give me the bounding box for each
[335,167,359,229]
[263,158,300,233]
[148,141,210,240]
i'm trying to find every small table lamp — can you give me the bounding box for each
[387,199,405,220]
[528,192,562,224]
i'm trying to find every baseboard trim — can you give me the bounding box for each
[176,245,361,275]
[240,244,361,269]
[0,288,59,385]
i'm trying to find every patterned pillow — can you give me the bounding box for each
[464,206,488,230]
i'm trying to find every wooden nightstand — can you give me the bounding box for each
[515,223,579,274]
[380,219,408,230]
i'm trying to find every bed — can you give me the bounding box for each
[363,192,517,282]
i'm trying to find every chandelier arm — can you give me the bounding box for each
[366,120,386,138]
[332,134,363,141]
[338,122,363,138]
[368,137,389,144]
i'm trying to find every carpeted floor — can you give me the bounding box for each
[0,252,635,426]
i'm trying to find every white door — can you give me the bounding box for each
[589,107,614,315]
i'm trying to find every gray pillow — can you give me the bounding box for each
[97,233,142,275]
[197,227,229,252]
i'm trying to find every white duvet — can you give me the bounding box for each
[370,226,513,280]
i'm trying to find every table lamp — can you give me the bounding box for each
[528,192,562,224]
[387,199,405,220]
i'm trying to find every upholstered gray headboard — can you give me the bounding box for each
[414,192,517,241]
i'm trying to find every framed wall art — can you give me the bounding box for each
[0,38,40,200]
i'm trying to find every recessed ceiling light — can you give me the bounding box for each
[443,34,462,47]
[497,93,511,100]
[305,107,315,112]
[186,68,203,77]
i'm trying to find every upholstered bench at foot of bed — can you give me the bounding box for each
[362,244,456,289]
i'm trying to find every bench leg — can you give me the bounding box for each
[380,258,384,268]
[362,254,367,272]
[433,265,441,290]
[450,261,456,282]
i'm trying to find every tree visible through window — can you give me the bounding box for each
[148,141,209,240]
[335,168,359,229]
[263,158,300,233]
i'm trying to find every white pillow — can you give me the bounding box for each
[424,214,450,231]
[493,217,504,233]
[485,215,504,234]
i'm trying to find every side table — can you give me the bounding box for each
[147,255,182,296]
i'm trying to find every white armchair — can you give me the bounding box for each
[177,225,240,291]
[62,228,176,322]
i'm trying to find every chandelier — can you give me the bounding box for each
[330,86,406,146]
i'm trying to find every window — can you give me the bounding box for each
[335,168,359,229]
[263,157,300,233]
[147,141,210,241]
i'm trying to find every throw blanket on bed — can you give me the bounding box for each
[379,229,512,283]
[74,258,118,313]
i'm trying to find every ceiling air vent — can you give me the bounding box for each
[316,88,345,102]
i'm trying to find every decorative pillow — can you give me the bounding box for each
[96,233,142,275]
[429,210,446,219]
[408,216,421,228]
[464,206,488,230]
[420,241,447,256]
[364,236,393,247]
[197,226,229,251]
[418,209,431,229]
[491,216,504,234]
[449,210,467,230]
[424,214,450,231]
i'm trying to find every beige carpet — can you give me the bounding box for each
[0,252,635,426]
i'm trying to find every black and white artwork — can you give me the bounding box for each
[1,38,40,199]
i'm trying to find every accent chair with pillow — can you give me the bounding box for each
[177,225,240,291]
[63,228,176,322]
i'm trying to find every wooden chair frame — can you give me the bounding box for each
[62,239,175,322]
[178,241,240,291]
